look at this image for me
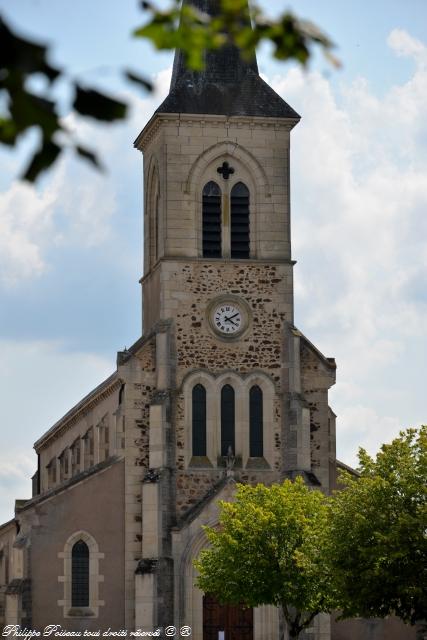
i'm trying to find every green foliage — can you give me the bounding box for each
[73,86,127,122]
[136,2,226,71]
[329,426,427,625]
[0,17,128,181]
[195,477,337,639]
[1,2,337,182]
[137,0,338,69]
[23,139,61,183]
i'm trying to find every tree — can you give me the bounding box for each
[194,477,337,640]
[0,1,338,181]
[328,426,427,626]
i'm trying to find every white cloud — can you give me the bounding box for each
[387,29,427,67]
[272,30,427,464]
[0,159,118,286]
[0,69,173,519]
[0,67,172,288]
[0,453,35,523]
[0,181,57,286]
[61,67,172,162]
[0,338,114,524]
[337,405,402,468]
[49,160,118,248]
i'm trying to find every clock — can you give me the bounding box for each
[207,296,250,339]
[213,303,242,335]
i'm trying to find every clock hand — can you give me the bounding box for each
[224,316,238,326]
[227,312,239,321]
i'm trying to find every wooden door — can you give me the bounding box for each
[203,593,253,640]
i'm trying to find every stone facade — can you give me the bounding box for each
[0,2,419,638]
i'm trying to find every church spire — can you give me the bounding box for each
[156,0,300,120]
[169,0,259,91]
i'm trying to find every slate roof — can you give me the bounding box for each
[156,0,300,120]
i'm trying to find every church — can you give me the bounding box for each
[0,1,418,639]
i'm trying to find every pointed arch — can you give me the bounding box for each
[221,384,235,456]
[230,182,250,259]
[249,385,263,457]
[145,156,161,271]
[58,530,104,618]
[183,371,217,467]
[173,480,238,634]
[192,383,207,456]
[71,540,89,607]
[172,479,280,637]
[150,168,160,267]
[185,141,271,198]
[243,372,276,467]
[202,181,222,258]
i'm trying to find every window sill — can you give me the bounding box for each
[246,457,270,470]
[189,456,213,469]
[66,607,96,618]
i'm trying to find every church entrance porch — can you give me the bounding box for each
[203,594,253,640]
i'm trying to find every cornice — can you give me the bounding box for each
[16,457,122,513]
[134,112,298,152]
[0,518,16,534]
[34,373,122,452]
[139,256,296,285]
[293,326,337,372]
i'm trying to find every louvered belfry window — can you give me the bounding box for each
[71,540,89,607]
[221,385,235,456]
[203,181,222,258]
[230,182,250,259]
[249,385,263,457]
[192,384,207,456]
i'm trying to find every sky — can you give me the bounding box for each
[0,0,426,523]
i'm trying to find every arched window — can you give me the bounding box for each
[154,190,159,262]
[59,531,104,617]
[230,182,250,259]
[71,540,89,607]
[221,385,235,456]
[249,385,263,457]
[203,181,222,258]
[148,167,160,268]
[192,384,207,456]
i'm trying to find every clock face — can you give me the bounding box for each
[213,303,243,335]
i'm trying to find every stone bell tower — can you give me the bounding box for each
[132,0,336,637]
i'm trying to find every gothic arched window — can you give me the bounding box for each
[192,384,207,456]
[203,181,222,258]
[249,385,263,457]
[221,385,235,456]
[71,540,89,607]
[148,166,160,268]
[230,182,250,259]
[154,190,160,262]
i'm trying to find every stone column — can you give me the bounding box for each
[94,421,100,465]
[156,325,170,391]
[55,457,61,484]
[80,437,86,473]
[111,412,118,456]
[137,399,169,632]
[67,448,73,478]
[284,326,311,474]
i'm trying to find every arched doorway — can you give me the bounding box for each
[203,593,253,640]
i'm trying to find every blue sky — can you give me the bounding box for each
[1,0,427,522]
